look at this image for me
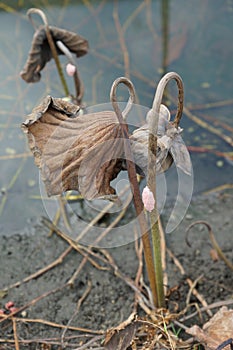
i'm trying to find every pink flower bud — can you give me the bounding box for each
[9,307,18,314]
[5,301,14,310]
[66,63,76,76]
[142,186,155,212]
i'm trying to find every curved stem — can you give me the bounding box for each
[186,221,233,271]
[27,8,70,97]
[27,7,49,29]
[147,72,184,308]
[110,77,158,307]
[150,71,184,130]
[56,40,84,104]
[111,76,135,119]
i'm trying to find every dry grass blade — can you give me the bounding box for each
[0,283,68,324]
[186,221,233,271]
[15,317,104,335]
[61,280,92,346]
[12,317,20,350]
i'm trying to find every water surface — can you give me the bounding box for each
[0,0,232,234]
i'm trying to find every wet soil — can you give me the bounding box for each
[0,191,232,349]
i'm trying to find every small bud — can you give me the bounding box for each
[5,301,14,310]
[9,307,18,314]
[142,186,155,212]
[66,63,76,76]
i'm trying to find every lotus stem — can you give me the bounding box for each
[147,72,184,308]
[56,40,84,104]
[27,8,70,97]
[111,77,158,307]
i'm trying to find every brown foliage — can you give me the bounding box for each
[22,96,124,201]
[20,25,88,83]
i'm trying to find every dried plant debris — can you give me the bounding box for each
[130,104,192,176]
[20,25,88,83]
[186,307,233,350]
[22,96,124,201]
[104,313,140,350]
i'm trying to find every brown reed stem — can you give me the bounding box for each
[111,76,157,306]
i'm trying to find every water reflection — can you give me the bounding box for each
[0,0,232,234]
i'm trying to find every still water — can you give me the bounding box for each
[0,0,232,234]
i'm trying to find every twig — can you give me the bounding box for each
[187,145,233,161]
[187,98,233,111]
[185,274,204,306]
[178,299,233,323]
[197,113,233,133]
[0,152,31,160]
[203,183,233,194]
[12,317,20,350]
[73,335,104,350]
[61,280,92,346]
[166,248,213,317]
[158,217,168,297]
[58,195,72,232]
[0,334,101,347]
[113,1,130,78]
[14,317,104,335]
[134,227,144,311]
[0,283,68,324]
[171,94,233,147]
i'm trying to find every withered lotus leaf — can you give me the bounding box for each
[130,104,192,176]
[20,26,89,83]
[186,307,233,350]
[22,96,124,200]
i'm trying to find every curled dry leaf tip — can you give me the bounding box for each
[20,8,89,83]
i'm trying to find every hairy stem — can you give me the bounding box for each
[147,72,184,308]
[56,40,84,104]
[111,77,157,306]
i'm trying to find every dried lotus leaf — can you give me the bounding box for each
[22,96,124,201]
[20,25,88,83]
[130,125,173,176]
[169,133,192,175]
[186,307,233,350]
[130,104,191,177]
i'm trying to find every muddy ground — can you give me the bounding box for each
[0,190,232,349]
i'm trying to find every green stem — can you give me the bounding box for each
[147,72,184,308]
[111,77,158,307]
[147,123,165,308]
[27,8,70,97]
